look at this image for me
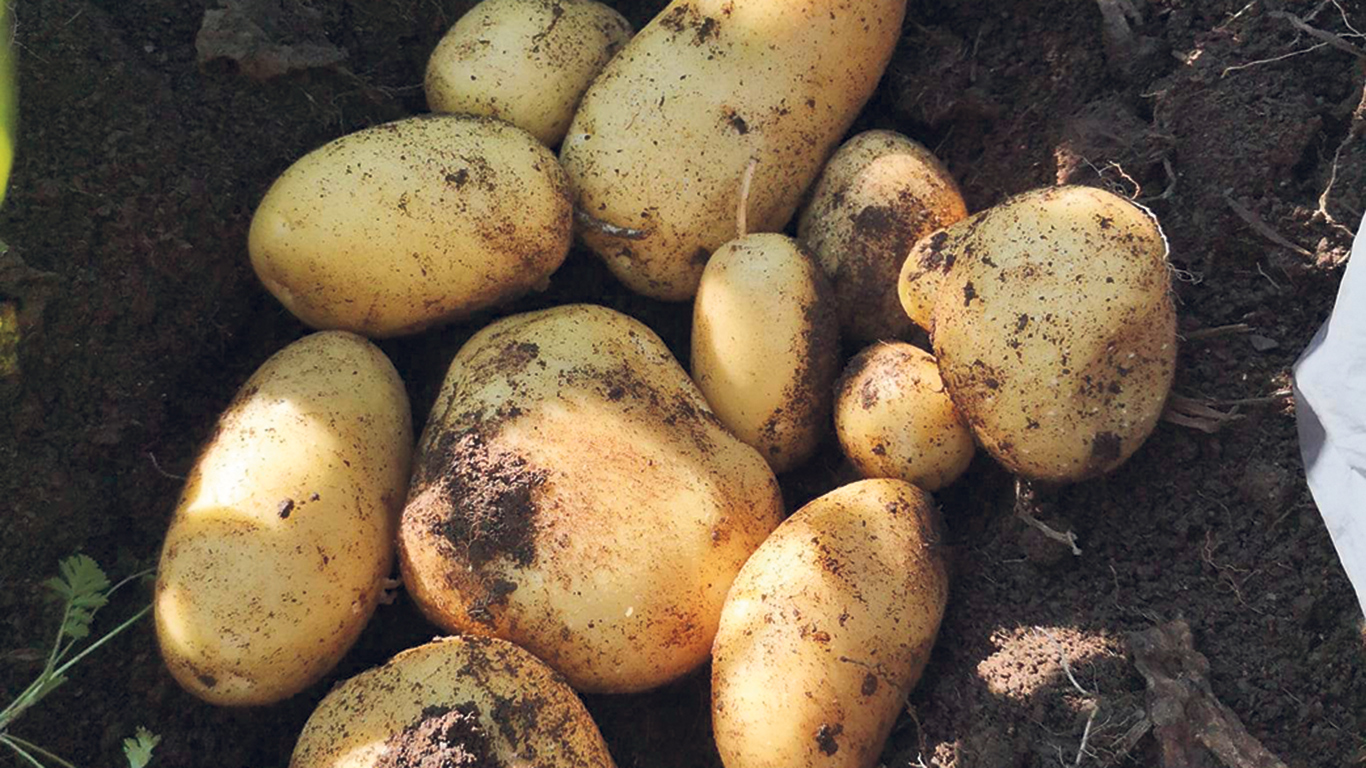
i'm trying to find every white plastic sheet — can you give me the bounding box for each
[1294,212,1366,618]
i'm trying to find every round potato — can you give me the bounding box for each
[835,343,974,491]
[249,115,572,338]
[712,479,948,768]
[290,636,614,768]
[155,332,412,706]
[797,130,967,342]
[692,233,839,473]
[399,304,783,693]
[930,185,1176,482]
[560,0,908,301]
[425,0,633,147]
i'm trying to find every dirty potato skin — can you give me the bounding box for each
[425,0,633,147]
[248,115,572,338]
[692,234,840,473]
[835,343,974,491]
[398,304,784,694]
[798,130,967,342]
[712,479,948,768]
[560,0,908,301]
[289,636,615,768]
[899,217,977,331]
[930,185,1177,483]
[155,332,412,706]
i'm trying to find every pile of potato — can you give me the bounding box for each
[153,0,1178,766]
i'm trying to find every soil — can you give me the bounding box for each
[1,0,1363,767]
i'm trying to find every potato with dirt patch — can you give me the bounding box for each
[898,219,975,331]
[712,479,948,768]
[425,0,633,147]
[835,343,974,491]
[155,332,412,706]
[692,233,839,473]
[290,635,614,768]
[930,185,1176,483]
[797,130,967,342]
[249,115,572,338]
[559,0,908,301]
[399,304,783,694]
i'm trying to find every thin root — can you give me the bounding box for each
[1182,323,1252,341]
[574,208,651,240]
[1223,190,1314,258]
[1016,479,1082,556]
[1162,393,1245,433]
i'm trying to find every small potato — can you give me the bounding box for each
[798,130,967,342]
[692,233,839,473]
[290,636,614,768]
[712,479,948,768]
[899,221,973,331]
[835,343,974,491]
[249,115,572,338]
[425,0,633,147]
[931,185,1176,482]
[155,332,412,706]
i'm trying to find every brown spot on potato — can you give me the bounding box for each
[861,672,879,696]
[725,111,750,135]
[374,702,501,768]
[962,281,977,306]
[426,428,546,568]
[815,722,843,755]
[277,498,294,519]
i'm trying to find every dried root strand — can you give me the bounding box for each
[573,208,651,240]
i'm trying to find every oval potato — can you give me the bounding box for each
[399,304,783,693]
[692,233,839,473]
[425,0,633,146]
[931,185,1176,482]
[155,332,412,706]
[560,0,908,301]
[290,636,614,768]
[712,479,948,768]
[249,115,572,338]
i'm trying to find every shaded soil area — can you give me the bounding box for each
[1,0,1362,766]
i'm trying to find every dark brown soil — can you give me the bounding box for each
[1,1,1362,767]
[374,703,499,768]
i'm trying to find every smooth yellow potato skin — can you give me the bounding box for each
[155,332,412,706]
[930,185,1176,482]
[249,115,572,338]
[425,0,633,146]
[560,0,908,301]
[898,219,977,331]
[692,234,839,473]
[798,130,967,342]
[712,479,948,768]
[290,636,614,768]
[399,304,783,693]
[835,343,974,491]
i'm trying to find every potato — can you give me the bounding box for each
[289,636,613,768]
[797,130,967,342]
[930,185,1176,482]
[712,479,948,768]
[560,0,908,301]
[835,343,974,491]
[692,234,839,473]
[249,115,572,338]
[425,0,633,147]
[154,332,412,706]
[398,304,783,693]
[899,221,971,331]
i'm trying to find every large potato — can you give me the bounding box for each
[399,304,783,693]
[249,115,572,338]
[290,636,614,768]
[692,233,839,473]
[712,479,948,768]
[835,343,974,491]
[930,185,1176,482]
[155,332,412,706]
[560,0,908,301]
[798,130,967,342]
[425,0,633,147]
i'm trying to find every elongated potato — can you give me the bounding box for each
[931,185,1176,482]
[155,332,412,706]
[712,479,948,768]
[399,304,783,693]
[692,234,839,473]
[290,636,614,768]
[249,115,572,338]
[425,0,633,146]
[560,0,908,301]
[798,130,967,342]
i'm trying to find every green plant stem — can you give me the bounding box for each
[51,604,151,680]
[1,735,50,768]
[2,735,75,768]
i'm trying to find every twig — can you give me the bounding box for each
[1223,190,1314,258]
[573,208,650,240]
[1269,10,1366,57]
[1076,703,1099,767]
[736,157,758,237]
[1163,394,1245,433]
[1016,479,1082,556]
[1314,79,1365,237]
[1038,628,1092,696]
[1222,42,1328,78]
[1183,323,1252,341]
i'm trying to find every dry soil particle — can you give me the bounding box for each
[374,703,502,768]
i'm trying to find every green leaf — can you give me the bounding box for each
[122,727,160,768]
[43,555,110,640]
